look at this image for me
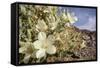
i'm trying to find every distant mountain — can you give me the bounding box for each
[72,25,96,35]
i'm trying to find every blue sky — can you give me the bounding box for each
[59,6,96,31]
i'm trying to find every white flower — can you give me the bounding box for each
[61,9,78,25]
[65,23,71,27]
[19,42,33,63]
[61,9,68,22]
[64,11,78,27]
[48,15,59,30]
[67,11,78,24]
[36,19,48,31]
[33,32,56,58]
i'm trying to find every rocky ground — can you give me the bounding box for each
[45,27,97,62]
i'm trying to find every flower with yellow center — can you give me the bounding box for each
[33,32,56,58]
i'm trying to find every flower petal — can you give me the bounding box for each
[19,46,26,53]
[47,35,55,45]
[36,20,48,31]
[36,49,46,58]
[67,12,78,24]
[65,23,71,27]
[33,40,42,49]
[38,32,46,41]
[41,20,48,30]
[46,45,56,54]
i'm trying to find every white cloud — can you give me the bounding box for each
[77,16,96,31]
